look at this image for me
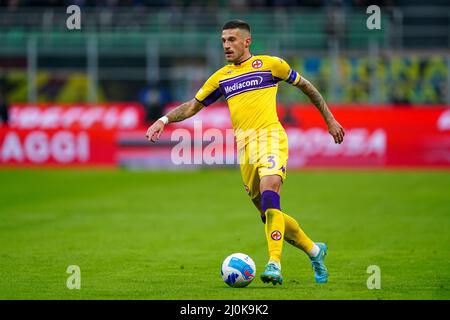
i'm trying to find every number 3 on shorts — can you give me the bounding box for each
[268,155,276,169]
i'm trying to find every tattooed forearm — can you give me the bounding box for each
[166,99,203,123]
[296,77,334,124]
[167,102,191,122]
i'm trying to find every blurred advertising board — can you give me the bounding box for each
[1,104,449,168]
[0,128,116,166]
[117,104,450,169]
[8,103,144,131]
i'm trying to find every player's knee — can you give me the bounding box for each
[260,175,282,193]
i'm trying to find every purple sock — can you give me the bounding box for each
[260,190,281,223]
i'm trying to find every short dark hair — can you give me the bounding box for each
[222,20,251,33]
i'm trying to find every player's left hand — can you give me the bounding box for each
[327,119,345,144]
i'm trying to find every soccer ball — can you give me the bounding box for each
[221,253,256,288]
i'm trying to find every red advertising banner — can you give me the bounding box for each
[148,104,450,168]
[0,128,116,166]
[8,103,145,130]
[283,106,450,167]
[1,104,449,168]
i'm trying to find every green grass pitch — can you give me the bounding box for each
[0,168,449,299]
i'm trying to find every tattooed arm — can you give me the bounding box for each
[165,98,204,123]
[146,98,204,142]
[296,76,345,144]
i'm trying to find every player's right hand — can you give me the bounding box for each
[145,120,165,143]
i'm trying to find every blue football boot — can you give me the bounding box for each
[260,262,283,285]
[310,242,328,283]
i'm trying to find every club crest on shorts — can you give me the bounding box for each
[244,184,250,194]
[271,230,282,241]
[252,59,263,69]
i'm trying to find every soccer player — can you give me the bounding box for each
[146,20,345,285]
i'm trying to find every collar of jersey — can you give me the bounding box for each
[232,54,253,67]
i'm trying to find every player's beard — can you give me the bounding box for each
[227,50,244,64]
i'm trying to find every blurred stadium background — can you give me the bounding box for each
[0,0,449,168]
[0,1,449,300]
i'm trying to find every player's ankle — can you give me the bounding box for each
[307,243,321,258]
[268,259,281,269]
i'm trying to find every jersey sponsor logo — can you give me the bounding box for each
[252,59,263,68]
[271,230,282,241]
[219,71,276,99]
[223,76,263,95]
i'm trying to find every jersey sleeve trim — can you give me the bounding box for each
[273,76,284,83]
[194,97,206,106]
[286,69,301,85]
[195,88,222,107]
